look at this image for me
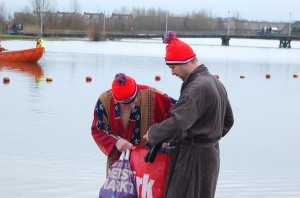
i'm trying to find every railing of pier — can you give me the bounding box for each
[106,29,300,40]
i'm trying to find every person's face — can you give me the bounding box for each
[168,64,188,81]
[120,97,137,110]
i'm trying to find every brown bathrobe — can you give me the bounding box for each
[148,65,234,198]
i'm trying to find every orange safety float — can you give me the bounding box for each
[155,75,161,81]
[86,76,92,82]
[3,77,10,84]
[240,74,246,79]
[46,76,53,82]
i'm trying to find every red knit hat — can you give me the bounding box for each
[112,73,137,103]
[164,31,196,65]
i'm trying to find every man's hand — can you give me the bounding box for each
[143,132,149,142]
[115,138,133,152]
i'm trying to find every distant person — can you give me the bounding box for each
[269,26,272,37]
[0,40,6,52]
[36,38,45,48]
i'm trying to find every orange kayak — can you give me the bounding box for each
[0,47,44,62]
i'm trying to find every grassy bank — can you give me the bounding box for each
[0,34,84,41]
[0,34,38,40]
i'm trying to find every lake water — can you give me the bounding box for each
[1,38,300,198]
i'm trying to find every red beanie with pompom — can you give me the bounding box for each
[112,73,137,103]
[164,31,196,65]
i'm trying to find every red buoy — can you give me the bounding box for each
[3,77,10,84]
[86,76,92,82]
[155,75,161,81]
[266,73,271,79]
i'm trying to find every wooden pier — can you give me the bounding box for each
[221,36,230,46]
[219,35,293,48]
[279,38,292,48]
[104,30,300,48]
[25,28,298,48]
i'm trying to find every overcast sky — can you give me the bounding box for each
[2,0,299,22]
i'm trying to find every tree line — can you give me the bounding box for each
[0,0,235,38]
[1,0,297,40]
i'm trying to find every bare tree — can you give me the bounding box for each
[65,0,84,30]
[70,0,80,13]
[0,1,6,33]
[30,0,51,35]
[214,18,226,30]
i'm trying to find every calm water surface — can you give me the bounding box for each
[1,38,300,198]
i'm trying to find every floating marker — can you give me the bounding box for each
[214,74,219,79]
[155,75,161,81]
[86,76,92,82]
[46,76,53,82]
[266,73,271,79]
[293,73,298,78]
[3,77,10,84]
[240,74,246,79]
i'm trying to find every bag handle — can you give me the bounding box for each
[125,149,130,160]
[119,151,125,160]
[119,149,131,160]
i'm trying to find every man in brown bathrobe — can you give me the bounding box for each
[144,31,234,198]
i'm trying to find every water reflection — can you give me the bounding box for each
[0,61,43,83]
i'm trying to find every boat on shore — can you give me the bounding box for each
[0,47,44,62]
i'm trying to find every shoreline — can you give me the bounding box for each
[0,34,89,41]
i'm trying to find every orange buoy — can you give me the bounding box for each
[46,76,53,82]
[3,77,10,84]
[86,76,92,82]
[214,74,219,79]
[266,73,271,79]
[293,73,298,78]
[155,75,161,81]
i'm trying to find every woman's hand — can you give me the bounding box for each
[115,138,133,152]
